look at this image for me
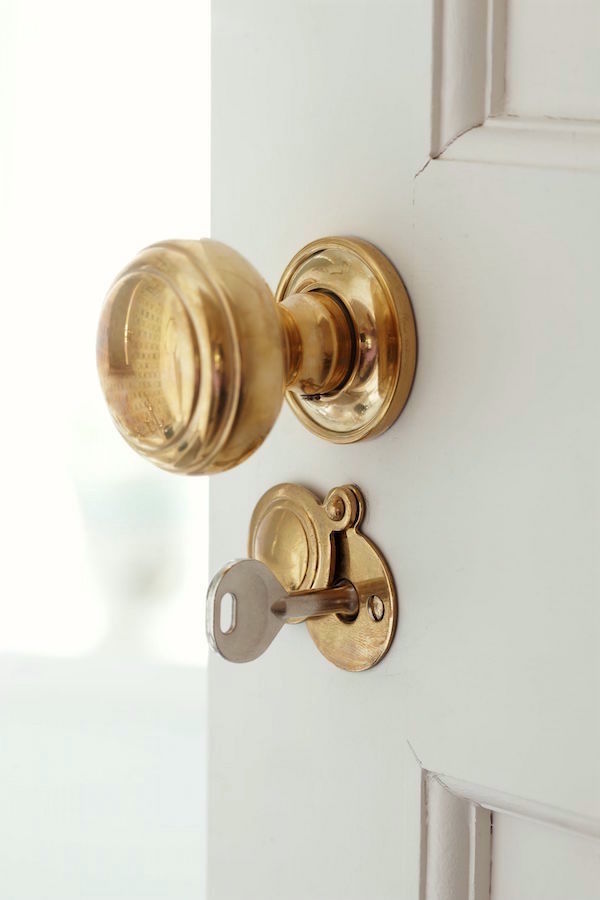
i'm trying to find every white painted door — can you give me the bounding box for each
[209,1,600,897]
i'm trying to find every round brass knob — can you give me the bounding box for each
[97,236,416,475]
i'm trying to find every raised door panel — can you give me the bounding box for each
[411,159,600,818]
[504,0,600,120]
[432,0,600,168]
[421,770,600,900]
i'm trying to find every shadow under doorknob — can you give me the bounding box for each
[96,236,417,475]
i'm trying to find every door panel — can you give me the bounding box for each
[210,1,600,897]
[423,771,600,900]
[432,0,600,169]
[504,0,600,119]
[411,161,600,816]
[491,812,600,900]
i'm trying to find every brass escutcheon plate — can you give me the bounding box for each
[248,483,397,671]
[276,237,417,443]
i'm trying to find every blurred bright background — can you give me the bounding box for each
[0,0,209,895]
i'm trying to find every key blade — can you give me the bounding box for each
[206,559,286,663]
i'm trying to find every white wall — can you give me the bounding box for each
[0,1,210,895]
[0,657,206,899]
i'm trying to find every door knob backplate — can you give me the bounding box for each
[277,237,416,444]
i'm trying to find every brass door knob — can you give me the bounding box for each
[97,237,416,474]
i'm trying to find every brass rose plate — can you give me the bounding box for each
[276,238,416,444]
[207,483,397,671]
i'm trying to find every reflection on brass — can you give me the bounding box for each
[97,238,416,474]
[247,483,397,671]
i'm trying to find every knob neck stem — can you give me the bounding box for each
[277,291,354,397]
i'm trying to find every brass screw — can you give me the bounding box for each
[367,595,385,622]
[326,496,345,521]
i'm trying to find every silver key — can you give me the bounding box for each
[206,558,358,663]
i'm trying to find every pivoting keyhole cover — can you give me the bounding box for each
[248,483,396,670]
